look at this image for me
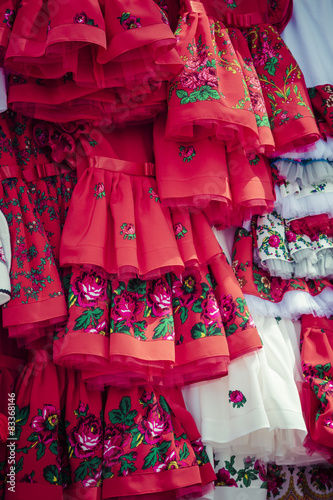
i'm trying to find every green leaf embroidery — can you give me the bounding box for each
[152,315,174,339]
[191,322,207,339]
[179,443,190,461]
[130,427,144,448]
[49,440,58,456]
[180,306,188,324]
[36,442,46,461]
[43,464,59,485]
[159,395,171,415]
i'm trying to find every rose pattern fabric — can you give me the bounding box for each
[173,222,187,239]
[117,12,142,30]
[179,146,196,162]
[229,390,247,408]
[120,223,136,240]
[73,12,98,26]
[3,8,15,28]
[72,269,108,308]
[214,455,267,489]
[30,405,60,445]
[94,182,105,199]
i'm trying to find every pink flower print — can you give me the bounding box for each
[112,290,143,328]
[74,401,88,417]
[3,9,15,28]
[73,12,98,26]
[248,73,261,91]
[198,67,218,88]
[31,272,45,292]
[243,314,256,330]
[254,459,267,482]
[153,450,181,473]
[148,187,160,202]
[30,405,60,445]
[147,278,172,317]
[0,247,6,264]
[249,90,266,114]
[267,463,286,495]
[94,182,105,199]
[219,293,236,326]
[72,269,107,307]
[103,425,126,467]
[19,473,37,484]
[216,468,238,487]
[324,418,333,429]
[120,223,136,240]
[229,389,247,408]
[201,290,222,327]
[179,145,196,163]
[179,70,200,90]
[68,414,103,459]
[82,471,102,488]
[138,402,172,445]
[270,277,289,301]
[84,320,108,336]
[173,222,187,239]
[286,230,296,243]
[268,234,280,248]
[172,270,202,308]
[118,12,142,30]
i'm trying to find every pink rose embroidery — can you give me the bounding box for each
[179,71,200,90]
[3,9,15,28]
[173,222,187,239]
[268,234,280,248]
[200,290,222,327]
[94,182,105,199]
[112,291,143,328]
[103,425,126,467]
[72,269,107,307]
[30,405,60,445]
[117,12,142,30]
[223,0,237,8]
[82,471,102,488]
[73,12,98,26]
[120,223,136,240]
[147,278,172,318]
[198,67,218,88]
[138,402,172,445]
[172,270,202,308]
[324,418,333,429]
[219,293,236,326]
[286,230,296,243]
[153,450,181,472]
[270,277,289,302]
[229,390,247,408]
[216,468,238,487]
[179,145,196,163]
[68,414,103,459]
[148,187,160,202]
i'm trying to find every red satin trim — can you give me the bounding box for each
[0,162,71,182]
[89,156,156,177]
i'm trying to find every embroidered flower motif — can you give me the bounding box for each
[94,182,105,199]
[19,472,37,483]
[84,320,108,336]
[30,405,60,444]
[219,293,236,327]
[223,0,237,8]
[103,425,127,467]
[324,418,333,429]
[0,247,6,264]
[248,155,260,166]
[270,277,289,301]
[261,276,271,289]
[172,270,202,307]
[117,12,142,30]
[229,390,247,408]
[268,234,280,248]
[73,12,98,26]
[148,187,160,202]
[82,470,102,488]
[285,230,296,243]
[146,278,172,317]
[153,450,180,472]
[112,291,143,328]
[216,467,238,487]
[173,222,187,239]
[120,223,136,240]
[68,413,103,459]
[47,20,51,32]
[72,269,107,307]
[3,9,15,28]
[179,145,196,163]
[200,290,222,327]
[137,401,172,445]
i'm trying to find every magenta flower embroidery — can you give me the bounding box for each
[180,71,200,90]
[112,290,143,327]
[219,293,236,326]
[229,390,247,408]
[73,12,98,26]
[148,187,160,202]
[30,405,60,445]
[94,182,105,199]
[118,12,142,30]
[172,270,202,307]
[138,402,172,445]
[324,418,333,429]
[84,320,108,336]
[179,145,196,163]
[3,9,15,28]
[286,230,296,243]
[224,0,237,7]
[268,234,280,248]
[270,277,289,302]
[103,425,127,467]
[216,468,238,487]
[153,450,180,472]
[147,278,172,317]
[68,414,103,459]
[173,222,187,239]
[120,223,136,240]
[200,290,222,327]
[198,67,218,88]
[72,269,107,307]
[82,471,102,488]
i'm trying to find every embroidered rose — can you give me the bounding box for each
[270,277,288,302]
[310,467,333,490]
[254,459,267,482]
[216,468,238,487]
[19,473,37,484]
[138,402,172,445]
[30,405,60,444]
[73,12,98,26]
[268,234,280,248]
[84,320,108,336]
[103,425,126,467]
[201,291,222,326]
[31,272,45,292]
[173,222,187,239]
[286,230,296,243]
[112,290,143,327]
[120,223,136,240]
[261,275,271,289]
[324,418,333,429]
[267,463,286,495]
[172,270,202,307]
[69,414,103,459]
[82,471,102,488]
[153,450,180,472]
[219,293,236,326]
[147,278,172,317]
[229,390,247,408]
[198,67,218,88]
[94,182,105,199]
[179,145,196,162]
[179,71,200,90]
[148,187,160,202]
[118,12,142,30]
[3,9,15,28]
[72,269,107,307]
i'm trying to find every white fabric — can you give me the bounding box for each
[0,211,11,305]
[244,287,333,320]
[274,184,333,219]
[281,0,333,88]
[0,69,7,113]
[277,137,333,161]
[273,159,333,187]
